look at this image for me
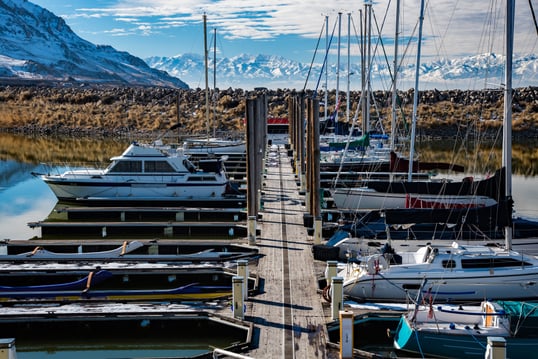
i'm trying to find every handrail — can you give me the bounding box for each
[212,348,254,359]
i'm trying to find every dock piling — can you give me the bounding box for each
[339,311,354,359]
[232,276,245,320]
[486,337,507,359]
[325,260,338,284]
[331,277,344,320]
[0,338,16,359]
[237,260,249,300]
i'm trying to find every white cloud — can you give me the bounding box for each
[68,1,537,58]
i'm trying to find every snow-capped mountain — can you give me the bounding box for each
[0,0,187,88]
[1,0,536,90]
[146,53,313,90]
[146,52,538,90]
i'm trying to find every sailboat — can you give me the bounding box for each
[317,11,394,173]
[182,14,245,156]
[393,300,538,359]
[327,3,483,211]
[338,0,538,303]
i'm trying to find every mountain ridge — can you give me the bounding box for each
[0,0,187,88]
[146,52,538,90]
[0,0,536,91]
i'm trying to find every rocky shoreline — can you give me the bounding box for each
[0,85,537,140]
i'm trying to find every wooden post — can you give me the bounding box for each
[331,276,344,320]
[0,338,17,359]
[485,337,506,359]
[232,276,244,320]
[246,98,257,244]
[306,97,322,243]
[247,215,256,246]
[325,260,338,284]
[245,93,267,244]
[237,259,249,300]
[298,94,306,192]
[339,311,354,359]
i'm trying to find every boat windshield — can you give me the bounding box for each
[108,160,142,173]
[144,161,176,173]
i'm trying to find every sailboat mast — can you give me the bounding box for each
[335,12,342,126]
[360,8,366,135]
[213,27,217,138]
[504,0,515,250]
[324,15,329,125]
[390,0,401,151]
[366,0,372,134]
[407,0,425,182]
[346,12,351,124]
[203,13,210,139]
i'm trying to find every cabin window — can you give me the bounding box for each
[461,258,531,268]
[187,176,217,182]
[442,260,457,269]
[109,161,142,173]
[402,284,421,290]
[144,161,175,173]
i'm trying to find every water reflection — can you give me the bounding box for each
[416,138,538,177]
[0,132,130,240]
[0,171,57,240]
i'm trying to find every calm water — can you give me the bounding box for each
[1,133,538,240]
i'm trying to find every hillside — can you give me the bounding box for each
[0,86,537,140]
[0,0,187,88]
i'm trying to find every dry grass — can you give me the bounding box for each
[0,86,537,140]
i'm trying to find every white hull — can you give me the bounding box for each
[340,242,538,302]
[37,142,230,202]
[343,268,538,302]
[331,187,497,210]
[45,177,228,201]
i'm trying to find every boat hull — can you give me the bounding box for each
[393,316,536,359]
[331,188,497,210]
[0,284,233,302]
[42,177,228,201]
[343,270,538,302]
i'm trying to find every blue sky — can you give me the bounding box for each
[30,0,538,66]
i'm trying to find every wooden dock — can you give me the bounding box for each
[244,143,338,358]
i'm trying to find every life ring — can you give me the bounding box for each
[366,254,388,275]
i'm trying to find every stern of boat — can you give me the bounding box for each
[392,315,415,351]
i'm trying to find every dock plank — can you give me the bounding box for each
[245,144,335,358]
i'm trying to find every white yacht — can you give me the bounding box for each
[339,241,538,303]
[35,142,230,202]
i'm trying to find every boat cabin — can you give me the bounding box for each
[104,143,213,175]
[415,243,534,270]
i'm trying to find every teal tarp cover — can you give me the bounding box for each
[498,301,538,318]
[497,301,538,337]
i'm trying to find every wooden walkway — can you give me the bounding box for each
[245,144,337,358]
